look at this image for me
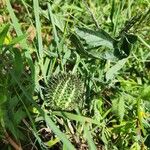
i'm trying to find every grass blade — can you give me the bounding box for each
[44,114,75,150]
[6,0,34,77]
[84,124,97,150]
[0,24,10,46]
[6,0,27,48]
[33,0,43,59]
[53,111,100,125]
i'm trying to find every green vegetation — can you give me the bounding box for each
[0,0,150,149]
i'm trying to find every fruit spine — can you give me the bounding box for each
[45,73,84,111]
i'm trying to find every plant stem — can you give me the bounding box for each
[4,130,23,150]
[137,98,146,136]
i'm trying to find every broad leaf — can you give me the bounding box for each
[114,33,137,59]
[70,33,94,57]
[70,33,114,59]
[76,27,115,49]
[73,27,137,60]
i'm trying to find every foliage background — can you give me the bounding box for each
[0,0,150,149]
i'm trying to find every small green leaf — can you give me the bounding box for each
[106,58,128,81]
[112,97,125,122]
[9,34,27,45]
[0,24,10,47]
[101,128,108,144]
[53,14,65,32]
[45,138,60,148]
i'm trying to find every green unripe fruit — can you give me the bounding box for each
[45,74,84,111]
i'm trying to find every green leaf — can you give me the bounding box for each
[6,1,27,47]
[6,0,35,79]
[101,128,108,144]
[44,114,76,150]
[144,134,150,148]
[9,34,27,45]
[0,93,7,105]
[70,33,89,56]
[53,14,65,32]
[84,124,97,150]
[112,97,125,122]
[12,48,23,78]
[126,33,137,44]
[71,28,118,59]
[106,58,128,81]
[130,142,141,150]
[76,27,115,49]
[114,33,137,59]
[0,24,10,47]
[53,111,100,125]
[70,33,104,59]
[45,137,60,148]
[33,0,43,58]
[47,3,59,49]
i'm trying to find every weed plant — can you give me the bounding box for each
[0,0,150,149]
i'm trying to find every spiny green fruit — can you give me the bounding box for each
[45,74,84,111]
